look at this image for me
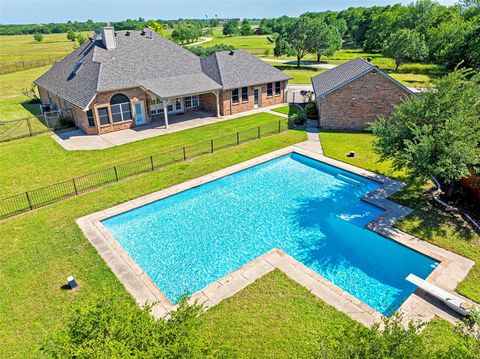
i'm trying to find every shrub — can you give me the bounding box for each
[290,112,306,126]
[40,292,228,358]
[304,102,318,118]
[264,48,271,57]
[318,314,428,358]
[33,33,43,42]
[58,116,75,128]
[21,84,40,103]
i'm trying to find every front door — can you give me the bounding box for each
[254,88,260,108]
[134,101,146,126]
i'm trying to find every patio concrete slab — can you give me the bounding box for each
[53,104,287,151]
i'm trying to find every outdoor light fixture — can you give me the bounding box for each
[67,276,78,289]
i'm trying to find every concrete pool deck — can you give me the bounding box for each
[77,143,475,327]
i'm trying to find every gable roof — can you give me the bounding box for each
[311,57,415,98]
[201,50,291,90]
[35,31,290,111]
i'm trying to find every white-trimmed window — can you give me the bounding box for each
[232,89,239,104]
[275,81,281,95]
[97,107,110,126]
[150,97,162,105]
[267,83,273,97]
[110,93,132,123]
[241,87,248,102]
[184,95,199,109]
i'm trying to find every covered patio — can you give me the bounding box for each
[53,110,223,150]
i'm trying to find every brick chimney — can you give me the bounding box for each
[102,24,116,50]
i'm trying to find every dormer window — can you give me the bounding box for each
[71,61,85,77]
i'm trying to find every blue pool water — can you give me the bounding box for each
[102,153,437,315]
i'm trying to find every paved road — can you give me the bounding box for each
[184,37,213,47]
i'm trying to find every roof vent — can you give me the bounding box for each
[367,57,373,62]
[140,30,146,36]
[125,31,130,36]
[229,50,235,56]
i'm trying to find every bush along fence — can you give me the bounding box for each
[0,118,289,220]
[0,55,65,75]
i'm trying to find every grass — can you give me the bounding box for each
[200,269,459,357]
[271,104,303,116]
[0,66,50,121]
[319,131,480,304]
[0,112,286,197]
[0,33,92,66]
[267,62,326,84]
[0,128,306,358]
[200,34,274,57]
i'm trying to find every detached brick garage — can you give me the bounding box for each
[311,58,415,130]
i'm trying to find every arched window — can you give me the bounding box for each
[110,93,132,123]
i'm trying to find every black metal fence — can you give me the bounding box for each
[0,109,75,143]
[0,118,289,220]
[0,56,65,75]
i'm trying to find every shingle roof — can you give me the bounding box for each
[35,31,290,110]
[202,50,291,90]
[140,73,222,99]
[311,57,414,98]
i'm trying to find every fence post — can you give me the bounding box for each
[258,126,261,139]
[150,156,154,171]
[26,118,33,136]
[278,120,281,133]
[236,132,240,145]
[72,179,78,195]
[211,139,214,153]
[114,166,119,181]
[25,192,33,210]
[183,146,187,160]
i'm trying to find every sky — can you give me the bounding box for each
[0,0,458,25]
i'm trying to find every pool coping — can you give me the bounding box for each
[76,145,475,326]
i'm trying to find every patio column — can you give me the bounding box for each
[163,99,169,129]
[214,91,220,117]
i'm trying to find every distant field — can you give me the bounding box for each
[201,34,275,57]
[0,32,92,66]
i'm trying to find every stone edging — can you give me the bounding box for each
[76,145,475,326]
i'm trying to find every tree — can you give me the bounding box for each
[239,19,253,36]
[222,19,239,36]
[371,70,480,196]
[66,29,76,42]
[382,28,428,70]
[33,33,43,42]
[310,20,343,62]
[188,44,235,57]
[274,17,315,67]
[147,19,167,37]
[39,292,228,357]
[75,33,87,45]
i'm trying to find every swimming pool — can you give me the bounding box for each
[102,153,437,316]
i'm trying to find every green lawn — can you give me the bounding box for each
[0,128,306,358]
[271,104,303,116]
[0,33,92,66]
[200,34,274,57]
[0,112,286,197]
[200,269,458,358]
[319,131,480,304]
[266,62,326,84]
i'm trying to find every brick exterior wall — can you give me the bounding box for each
[38,80,288,135]
[221,81,287,116]
[316,71,412,131]
[92,87,149,135]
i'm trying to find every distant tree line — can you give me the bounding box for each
[260,0,480,69]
